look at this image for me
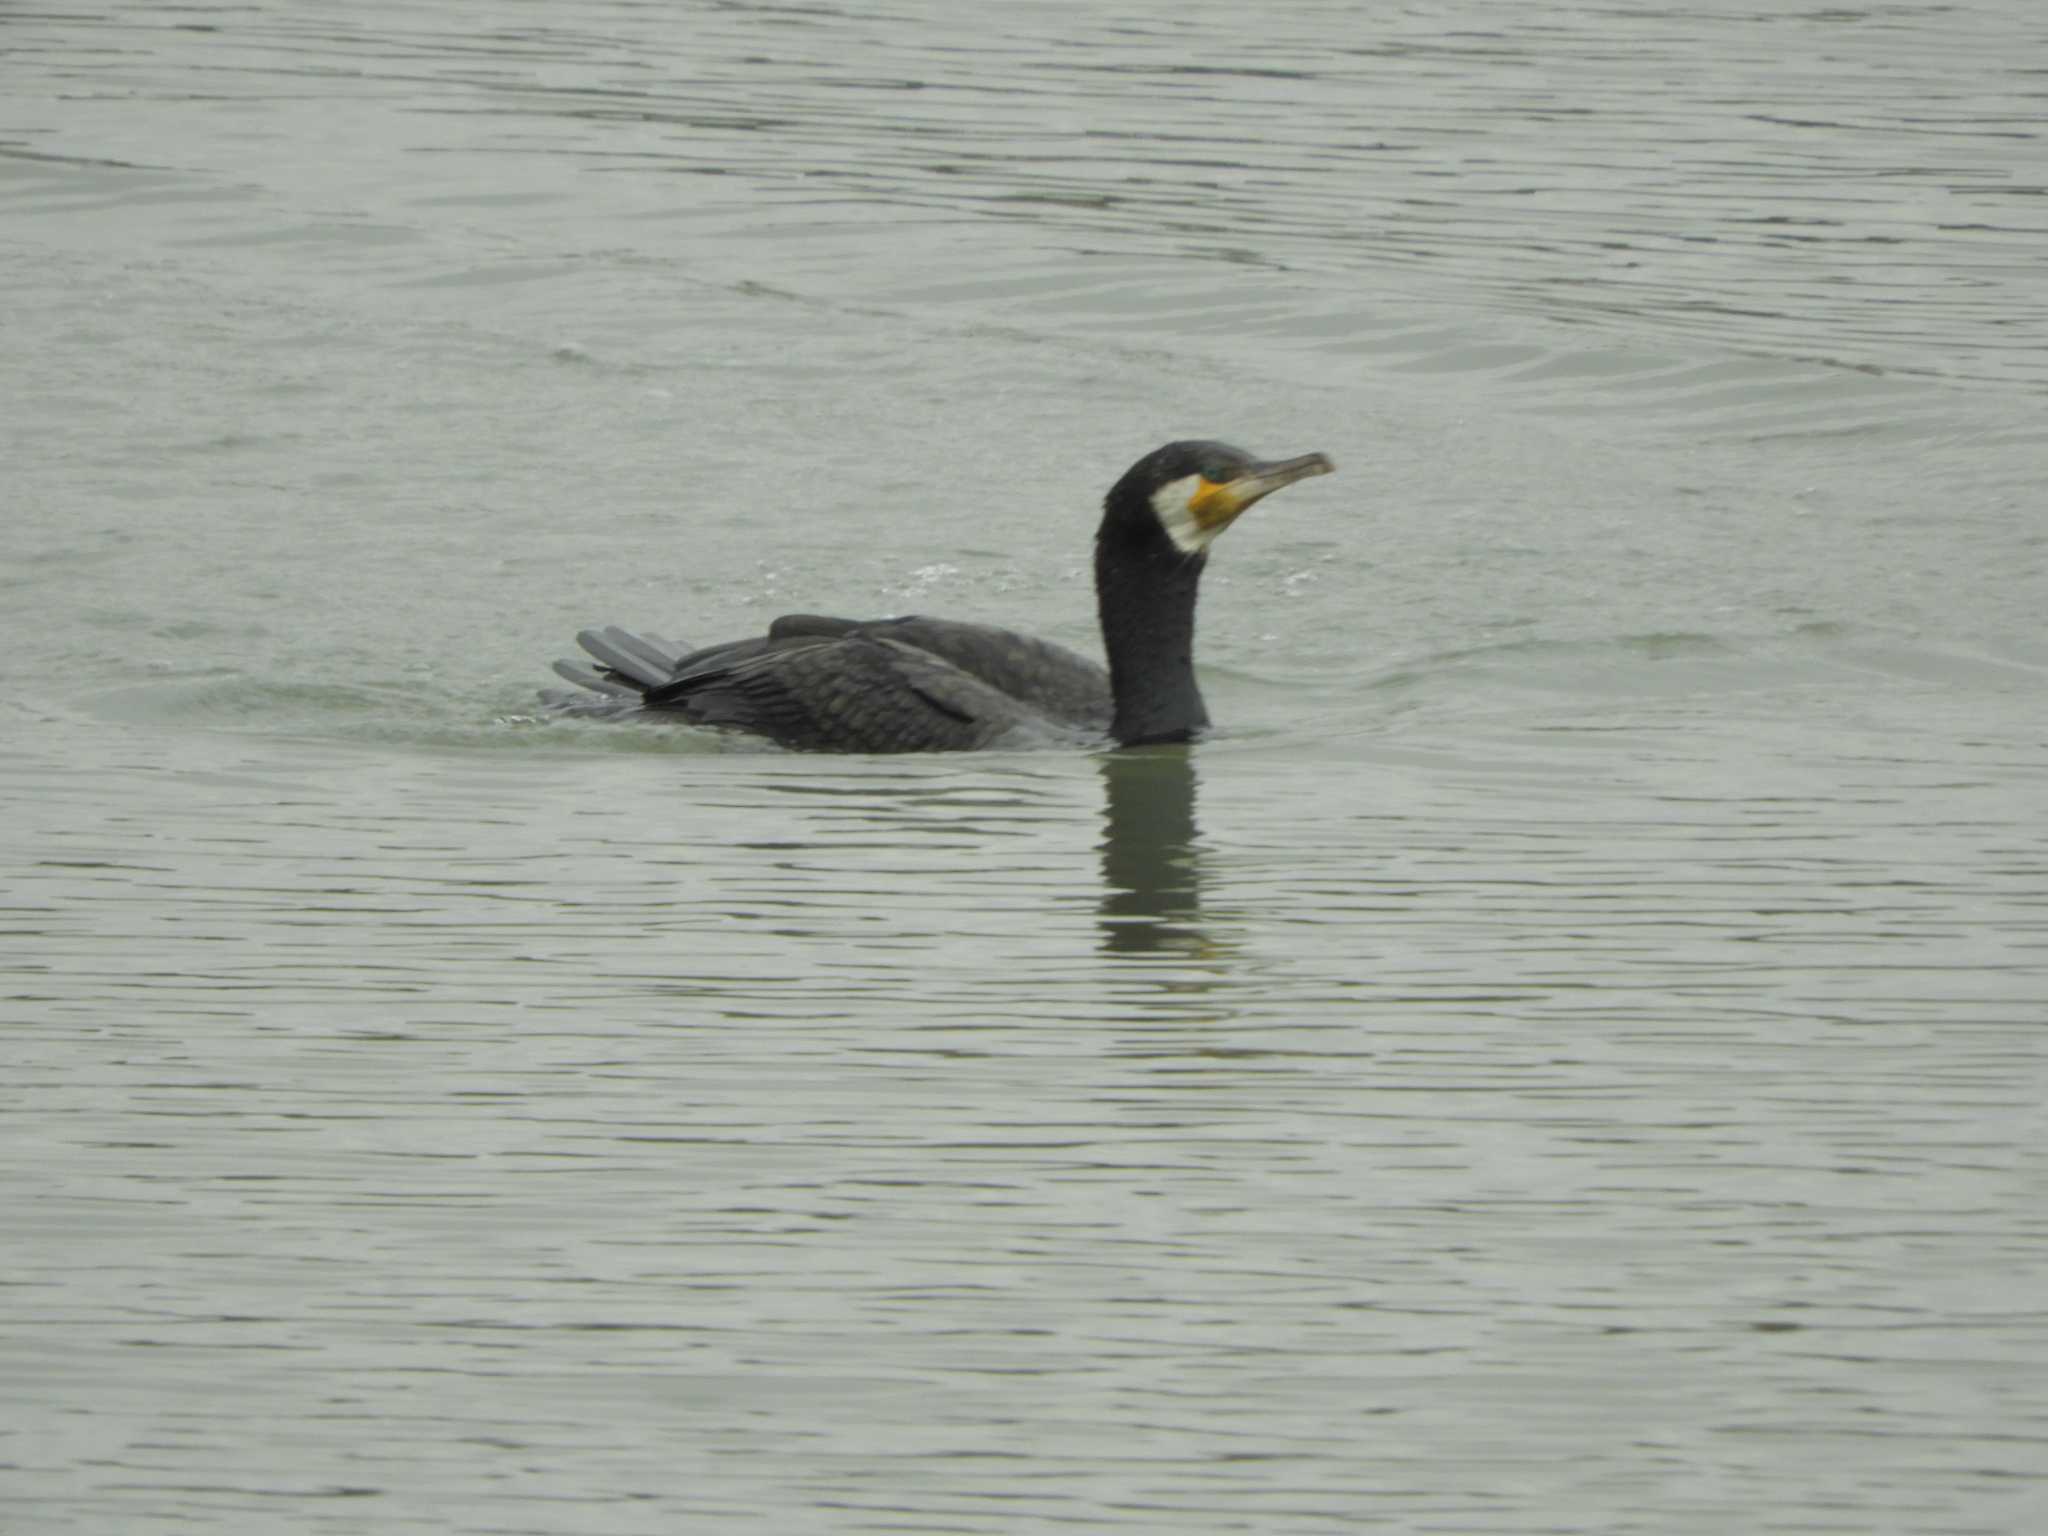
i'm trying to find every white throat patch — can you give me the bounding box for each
[1150,473,1217,556]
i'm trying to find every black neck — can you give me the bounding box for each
[1096,541,1209,746]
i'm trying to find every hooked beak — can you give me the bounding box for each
[1187,451,1335,534]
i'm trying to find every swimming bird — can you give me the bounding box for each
[543,439,1334,751]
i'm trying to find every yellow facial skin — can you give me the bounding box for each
[1187,452,1335,535]
[1186,476,1249,534]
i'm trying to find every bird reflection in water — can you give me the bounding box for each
[1096,745,1213,956]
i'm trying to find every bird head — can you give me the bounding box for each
[1102,440,1335,557]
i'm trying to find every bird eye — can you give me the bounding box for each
[1202,461,1237,484]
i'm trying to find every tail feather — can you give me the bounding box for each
[541,626,696,716]
[602,626,686,678]
[574,627,675,689]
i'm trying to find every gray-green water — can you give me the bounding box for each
[4,3,2045,1532]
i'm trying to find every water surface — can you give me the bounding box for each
[3,3,2045,1532]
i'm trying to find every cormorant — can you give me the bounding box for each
[542,439,1334,751]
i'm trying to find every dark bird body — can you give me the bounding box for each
[542,440,1333,752]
